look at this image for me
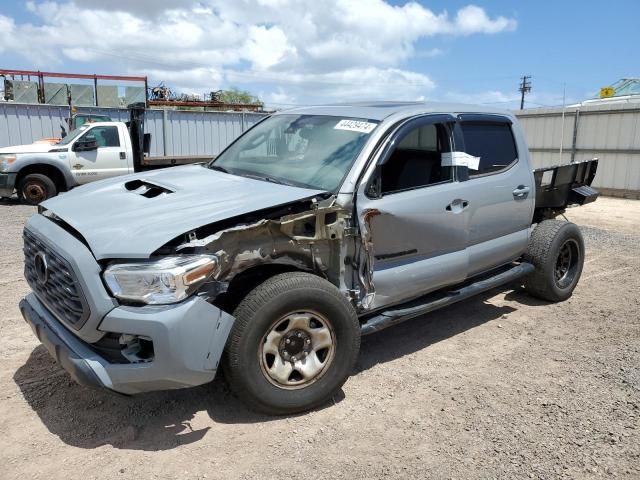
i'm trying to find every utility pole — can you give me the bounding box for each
[519,75,532,110]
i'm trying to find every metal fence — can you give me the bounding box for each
[0,102,267,157]
[3,101,639,197]
[515,103,640,198]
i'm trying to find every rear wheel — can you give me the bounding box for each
[223,272,360,415]
[18,173,57,205]
[524,220,585,302]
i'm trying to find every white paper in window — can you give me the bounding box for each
[441,151,480,170]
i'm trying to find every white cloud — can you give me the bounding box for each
[243,25,296,71]
[442,90,520,105]
[418,48,446,58]
[0,1,518,106]
[439,89,577,110]
[453,5,517,35]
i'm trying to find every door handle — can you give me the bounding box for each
[446,199,469,213]
[513,185,530,199]
[119,151,126,160]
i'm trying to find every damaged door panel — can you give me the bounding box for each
[357,182,469,310]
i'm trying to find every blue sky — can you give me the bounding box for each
[0,0,637,109]
[403,0,638,106]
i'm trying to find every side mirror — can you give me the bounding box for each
[60,124,67,139]
[74,135,98,152]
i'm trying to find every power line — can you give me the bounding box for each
[519,75,532,110]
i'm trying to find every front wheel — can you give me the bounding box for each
[524,220,585,302]
[18,173,57,205]
[223,272,360,415]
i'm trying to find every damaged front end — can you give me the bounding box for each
[163,194,375,312]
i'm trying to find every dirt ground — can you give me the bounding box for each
[0,196,638,480]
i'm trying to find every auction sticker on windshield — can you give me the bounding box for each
[334,119,377,134]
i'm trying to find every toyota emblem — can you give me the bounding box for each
[34,252,49,284]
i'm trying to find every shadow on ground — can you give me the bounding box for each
[504,286,552,307]
[0,196,23,206]
[357,288,518,373]
[14,287,519,451]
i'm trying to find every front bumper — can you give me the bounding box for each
[0,172,17,197]
[20,292,235,395]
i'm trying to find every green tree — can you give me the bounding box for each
[218,88,261,105]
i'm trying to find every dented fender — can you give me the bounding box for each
[173,195,373,309]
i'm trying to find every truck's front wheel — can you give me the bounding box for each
[18,173,57,205]
[223,272,360,415]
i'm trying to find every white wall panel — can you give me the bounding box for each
[516,104,640,194]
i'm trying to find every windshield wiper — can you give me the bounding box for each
[209,164,230,174]
[213,168,308,188]
[260,176,299,187]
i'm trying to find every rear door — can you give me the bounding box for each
[457,115,534,276]
[356,115,469,310]
[69,125,129,184]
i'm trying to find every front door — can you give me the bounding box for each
[356,115,469,310]
[69,125,129,184]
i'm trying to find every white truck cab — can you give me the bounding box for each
[0,104,210,204]
[0,121,133,204]
[54,122,133,184]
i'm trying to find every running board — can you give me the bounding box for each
[360,262,535,335]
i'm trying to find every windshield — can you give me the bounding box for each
[211,114,379,191]
[56,125,89,146]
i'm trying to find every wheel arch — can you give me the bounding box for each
[16,162,73,193]
[214,263,314,314]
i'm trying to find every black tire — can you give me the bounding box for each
[18,173,57,205]
[223,272,360,415]
[523,220,585,302]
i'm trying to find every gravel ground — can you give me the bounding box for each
[0,196,638,480]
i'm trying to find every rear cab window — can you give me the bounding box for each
[460,120,518,176]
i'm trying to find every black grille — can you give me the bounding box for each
[23,229,90,329]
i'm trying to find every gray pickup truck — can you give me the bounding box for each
[19,102,599,414]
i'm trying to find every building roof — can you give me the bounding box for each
[575,78,640,107]
[592,78,640,99]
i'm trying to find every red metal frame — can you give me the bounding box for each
[0,69,146,82]
[148,99,263,111]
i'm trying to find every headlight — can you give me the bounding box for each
[103,255,218,305]
[0,154,16,172]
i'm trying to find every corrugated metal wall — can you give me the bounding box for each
[515,103,640,197]
[4,101,638,196]
[0,103,267,157]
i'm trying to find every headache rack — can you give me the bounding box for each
[533,158,600,223]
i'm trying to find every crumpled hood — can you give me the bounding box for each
[0,143,57,154]
[41,164,324,260]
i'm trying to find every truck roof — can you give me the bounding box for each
[276,101,513,121]
[83,121,124,128]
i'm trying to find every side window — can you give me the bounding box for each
[460,123,517,176]
[82,126,120,148]
[380,123,452,194]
